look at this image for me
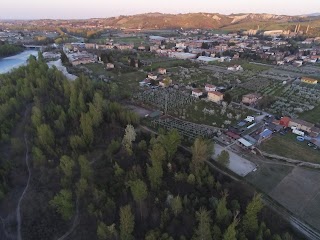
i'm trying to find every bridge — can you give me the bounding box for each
[23,45,44,50]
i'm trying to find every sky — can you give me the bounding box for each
[0,0,319,19]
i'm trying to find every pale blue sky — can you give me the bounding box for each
[0,0,319,19]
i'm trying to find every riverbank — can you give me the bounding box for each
[0,50,38,74]
[47,59,77,81]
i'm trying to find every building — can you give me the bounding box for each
[310,127,320,138]
[288,119,314,133]
[168,52,197,60]
[192,89,203,98]
[242,93,262,105]
[106,63,115,69]
[237,138,253,149]
[208,91,224,103]
[227,65,243,71]
[205,84,216,92]
[158,68,167,75]
[301,77,318,85]
[279,117,291,128]
[147,73,158,80]
[197,56,220,63]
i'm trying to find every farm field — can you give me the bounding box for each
[260,133,320,163]
[300,104,320,125]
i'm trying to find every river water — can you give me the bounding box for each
[0,50,38,74]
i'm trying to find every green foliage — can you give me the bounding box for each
[0,43,23,57]
[78,155,93,180]
[120,205,135,240]
[158,129,181,161]
[36,124,55,156]
[241,193,263,235]
[147,144,165,190]
[32,146,46,168]
[223,218,239,240]
[191,138,214,175]
[50,189,74,220]
[194,207,212,240]
[217,150,230,167]
[171,195,183,216]
[80,113,94,146]
[216,192,229,224]
[122,124,136,155]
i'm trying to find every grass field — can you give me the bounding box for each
[300,104,320,125]
[260,133,320,163]
[246,163,294,193]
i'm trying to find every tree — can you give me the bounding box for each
[50,189,74,220]
[78,155,93,180]
[80,113,94,146]
[217,150,230,167]
[216,192,229,224]
[194,207,212,240]
[130,179,148,219]
[122,124,136,155]
[32,146,46,168]
[120,205,135,240]
[223,218,239,240]
[97,221,108,240]
[242,193,263,235]
[37,124,55,155]
[76,178,88,197]
[60,155,75,187]
[147,144,165,190]
[171,195,183,216]
[158,129,181,161]
[223,93,232,104]
[190,138,214,175]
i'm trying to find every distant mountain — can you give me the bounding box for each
[101,13,302,30]
[302,13,320,17]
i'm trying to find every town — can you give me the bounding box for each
[1,11,320,240]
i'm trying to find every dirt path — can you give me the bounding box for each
[16,133,30,240]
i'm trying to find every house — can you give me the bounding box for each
[205,84,217,92]
[106,63,115,69]
[158,68,167,75]
[138,46,146,51]
[208,91,224,103]
[226,131,240,141]
[259,129,273,140]
[279,117,291,128]
[227,65,243,71]
[192,89,203,98]
[237,138,253,149]
[301,77,318,85]
[147,73,158,80]
[242,93,261,105]
[288,119,314,133]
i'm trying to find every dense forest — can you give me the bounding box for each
[0,54,296,240]
[0,41,24,58]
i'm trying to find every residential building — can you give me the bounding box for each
[242,93,261,105]
[301,77,318,85]
[158,68,167,75]
[192,89,203,98]
[288,119,314,133]
[208,91,224,103]
[106,63,115,69]
[279,117,291,128]
[227,65,243,71]
[147,73,158,80]
[205,84,217,92]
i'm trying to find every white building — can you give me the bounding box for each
[192,89,203,98]
[205,84,216,92]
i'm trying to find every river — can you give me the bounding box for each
[0,50,38,74]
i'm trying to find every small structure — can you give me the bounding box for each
[147,73,158,80]
[279,116,291,128]
[158,68,167,75]
[259,129,273,139]
[227,65,243,71]
[106,63,115,69]
[237,138,253,149]
[301,77,318,85]
[244,116,255,123]
[192,89,203,98]
[289,119,314,133]
[242,93,262,105]
[205,84,217,92]
[208,91,224,103]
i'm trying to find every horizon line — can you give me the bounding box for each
[0,11,318,21]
